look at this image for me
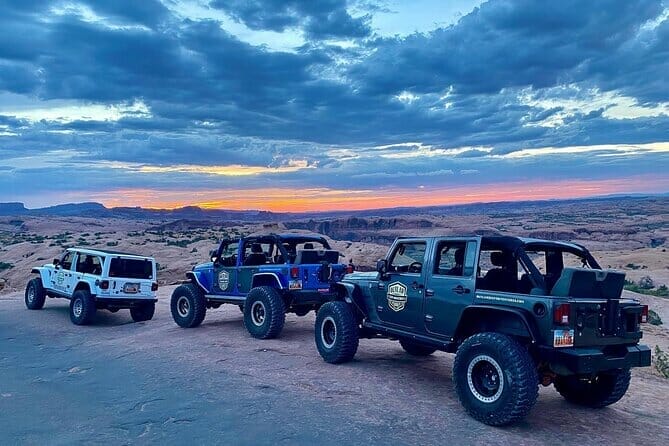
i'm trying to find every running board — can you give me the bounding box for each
[205,295,246,304]
[362,321,458,353]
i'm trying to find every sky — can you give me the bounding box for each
[0,0,668,212]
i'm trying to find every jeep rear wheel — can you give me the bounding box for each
[399,339,436,356]
[130,301,155,322]
[170,283,207,328]
[70,289,96,325]
[453,332,538,426]
[554,369,631,408]
[243,286,286,339]
[315,301,359,364]
[25,278,46,310]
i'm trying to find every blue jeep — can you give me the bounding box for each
[170,234,349,339]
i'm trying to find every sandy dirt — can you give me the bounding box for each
[1,287,668,445]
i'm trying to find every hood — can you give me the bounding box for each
[193,261,214,271]
[342,271,379,281]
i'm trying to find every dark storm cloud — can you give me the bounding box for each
[209,0,371,39]
[0,0,668,203]
[352,0,664,96]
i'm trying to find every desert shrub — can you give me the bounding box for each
[0,261,14,271]
[191,248,198,253]
[654,346,669,379]
[648,309,663,325]
[639,276,655,289]
[106,241,119,247]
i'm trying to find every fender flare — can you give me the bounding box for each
[455,305,539,343]
[332,281,368,317]
[30,267,50,287]
[251,273,285,290]
[186,271,209,293]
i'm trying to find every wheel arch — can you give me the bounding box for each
[454,305,539,344]
[186,271,209,293]
[251,273,284,290]
[74,281,92,293]
[30,267,49,286]
[332,282,368,317]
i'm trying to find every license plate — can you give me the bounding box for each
[553,329,574,348]
[123,283,140,293]
[289,280,302,290]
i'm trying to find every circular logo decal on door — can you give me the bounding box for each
[387,281,408,312]
[218,270,230,291]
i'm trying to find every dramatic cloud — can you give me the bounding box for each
[0,0,667,210]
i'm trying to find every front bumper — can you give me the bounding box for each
[538,344,651,375]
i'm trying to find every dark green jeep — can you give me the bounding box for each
[314,236,651,426]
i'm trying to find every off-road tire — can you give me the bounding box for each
[554,369,631,408]
[130,301,155,322]
[69,289,97,325]
[315,301,359,364]
[171,283,207,328]
[25,277,47,310]
[399,339,436,356]
[453,332,538,426]
[243,286,286,339]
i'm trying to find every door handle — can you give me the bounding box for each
[452,285,470,294]
[425,289,435,297]
[411,281,424,290]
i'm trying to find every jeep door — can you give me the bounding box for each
[424,237,480,337]
[213,241,238,295]
[372,239,430,330]
[52,251,77,295]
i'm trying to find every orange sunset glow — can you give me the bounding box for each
[66,176,667,213]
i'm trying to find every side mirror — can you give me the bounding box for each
[53,258,60,268]
[209,249,218,263]
[376,259,388,277]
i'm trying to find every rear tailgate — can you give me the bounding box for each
[562,298,644,347]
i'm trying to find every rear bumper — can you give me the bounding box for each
[95,297,157,308]
[286,290,337,305]
[538,344,651,375]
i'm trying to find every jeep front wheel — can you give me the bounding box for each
[25,277,47,310]
[453,332,538,426]
[70,289,96,325]
[554,369,631,408]
[130,301,155,322]
[399,339,436,356]
[314,301,359,364]
[243,286,286,339]
[171,283,207,328]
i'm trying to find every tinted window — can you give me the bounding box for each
[109,258,153,279]
[61,252,75,270]
[76,254,103,275]
[434,241,467,276]
[389,242,426,273]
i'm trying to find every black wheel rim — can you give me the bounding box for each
[467,354,504,403]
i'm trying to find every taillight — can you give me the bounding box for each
[346,264,354,274]
[290,267,299,278]
[639,305,649,323]
[98,280,109,290]
[553,303,571,325]
[151,282,159,291]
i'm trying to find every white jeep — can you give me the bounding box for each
[26,247,158,325]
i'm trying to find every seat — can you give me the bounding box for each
[481,251,516,292]
[303,243,314,250]
[550,268,598,298]
[444,248,465,276]
[244,243,267,266]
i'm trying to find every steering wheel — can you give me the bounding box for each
[408,262,423,273]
